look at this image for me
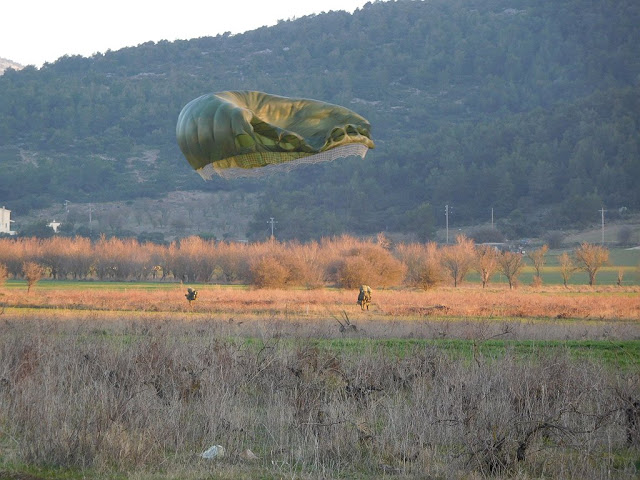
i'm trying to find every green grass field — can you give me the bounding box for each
[462,247,640,286]
[256,337,640,368]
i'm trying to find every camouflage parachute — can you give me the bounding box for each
[176,91,375,179]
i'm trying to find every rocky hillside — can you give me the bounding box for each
[0,57,23,74]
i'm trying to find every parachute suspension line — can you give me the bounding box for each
[196,143,370,180]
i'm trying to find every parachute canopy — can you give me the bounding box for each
[176,91,375,179]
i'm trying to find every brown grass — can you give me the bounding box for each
[0,282,639,479]
[0,315,638,479]
[1,284,638,342]
[2,283,639,319]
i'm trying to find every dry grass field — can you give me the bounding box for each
[1,283,639,479]
[2,282,639,340]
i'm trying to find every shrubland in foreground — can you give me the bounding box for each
[0,284,639,478]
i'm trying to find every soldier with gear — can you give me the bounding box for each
[357,285,372,310]
[185,288,198,305]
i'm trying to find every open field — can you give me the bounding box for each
[1,283,639,479]
[2,281,639,339]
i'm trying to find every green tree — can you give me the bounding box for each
[403,202,435,241]
[18,220,56,238]
[561,193,603,226]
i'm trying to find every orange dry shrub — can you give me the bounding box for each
[65,236,94,279]
[0,239,19,277]
[2,237,92,281]
[335,255,373,289]
[172,236,217,282]
[319,235,353,283]
[249,240,326,289]
[286,240,325,288]
[130,241,162,280]
[92,236,148,280]
[0,262,8,287]
[39,236,68,279]
[440,234,476,287]
[110,238,141,280]
[164,242,181,280]
[22,261,45,293]
[395,242,443,289]
[373,245,407,288]
[575,242,609,286]
[166,237,216,282]
[151,242,172,280]
[93,235,118,280]
[209,241,252,284]
[137,242,165,280]
[321,235,406,288]
[40,236,96,279]
[527,245,549,283]
[0,237,42,277]
[250,255,289,288]
[558,252,576,288]
[475,244,499,289]
[498,250,525,289]
[166,237,190,282]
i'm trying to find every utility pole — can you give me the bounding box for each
[267,217,278,239]
[89,205,95,234]
[445,205,449,244]
[599,207,606,245]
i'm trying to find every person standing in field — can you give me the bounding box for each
[185,288,198,305]
[357,285,372,310]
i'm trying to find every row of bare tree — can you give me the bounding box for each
[0,234,611,289]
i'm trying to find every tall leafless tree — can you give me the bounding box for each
[575,242,609,286]
[497,251,525,289]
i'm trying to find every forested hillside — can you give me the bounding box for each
[1,0,638,241]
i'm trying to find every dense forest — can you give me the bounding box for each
[0,0,639,241]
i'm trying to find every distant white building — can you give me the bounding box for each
[0,206,16,235]
[48,220,61,233]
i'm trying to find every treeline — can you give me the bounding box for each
[0,235,613,289]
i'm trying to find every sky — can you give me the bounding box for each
[2,0,372,67]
